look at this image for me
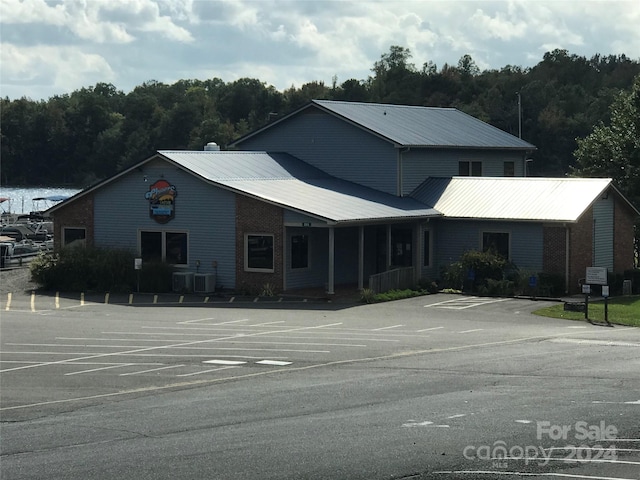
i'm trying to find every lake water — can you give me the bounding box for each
[0,187,82,214]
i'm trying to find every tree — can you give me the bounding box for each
[573,74,640,264]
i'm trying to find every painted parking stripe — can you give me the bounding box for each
[65,363,135,376]
[372,325,405,331]
[425,297,510,310]
[203,359,247,365]
[416,326,445,332]
[120,365,185,376]
[176,366,238,377]
[458,329,484,334]
[256,360,292,366]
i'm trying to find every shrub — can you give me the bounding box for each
[417,277,439,294]
[441,249,514,294]
[360,288,375,304]
[30,247,159,292]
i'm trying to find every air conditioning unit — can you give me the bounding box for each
[194,273,216,293]
[172,272,194,293]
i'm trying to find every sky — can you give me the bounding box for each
[1,0,639,101]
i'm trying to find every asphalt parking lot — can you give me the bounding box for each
[1,292,639,479]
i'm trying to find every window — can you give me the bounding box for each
[391,227,412,267]
[245,234,274,272]
[140,231,188,264]
[63,227,86,248]
[291,234,309,269]
[423,230,431,267]
[459,161,482,176]
[482,232,510,259]
[504,161,515,176]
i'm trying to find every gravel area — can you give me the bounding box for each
[0,267,38,295]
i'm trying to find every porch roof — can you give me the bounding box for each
[411,176,623,222]
[159,151,440,224]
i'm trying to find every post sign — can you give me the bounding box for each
[582,284,591,294]
[134,258,142,270]
[601,285,610,297]
[586,267,608,285]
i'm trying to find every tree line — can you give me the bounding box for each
[1,47,639,191]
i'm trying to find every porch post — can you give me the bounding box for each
[386,224,392,270]
[328,226,335,295]
[358,226,364,290]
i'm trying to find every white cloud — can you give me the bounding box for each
[1,0,639,100]
[1,43,114,99]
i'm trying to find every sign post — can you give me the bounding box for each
[585,267,609,326]
[135,258,142,293]
[582,284,591,320]
[601,285,611,326]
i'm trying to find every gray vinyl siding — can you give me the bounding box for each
[238,110,399,195]
[285,227,328,290]
[93,158,237,289]
[592,197,614,270]
[285,226,360,290]
[284,210,327,227]
[402,150,525,195]
[432,220,544,275]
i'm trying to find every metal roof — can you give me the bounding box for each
[159,151,440,224]
[411,177,616,222]
[230,100,537,150]
[314,100,536,149]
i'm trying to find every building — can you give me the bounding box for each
[48,100,638,295]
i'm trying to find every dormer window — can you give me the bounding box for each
[459,161,482,176]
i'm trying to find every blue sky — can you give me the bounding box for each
[1,0,639,101]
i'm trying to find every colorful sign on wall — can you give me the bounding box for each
[145,179,177,224]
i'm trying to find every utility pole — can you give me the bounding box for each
[517,92,522,139]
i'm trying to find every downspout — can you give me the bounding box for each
[397,147,410,196]
[565,223,570,294]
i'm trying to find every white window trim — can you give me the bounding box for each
[244,233,275,273]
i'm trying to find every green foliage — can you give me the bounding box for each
[573,74,640,264]
[442,249,514,295]
[417,277,440,293]
[260,282,277,297]
[360,288,375,304]
[29,247,174,293]
[3,48,639,187]
[372,288,428,303]
[533,295,640,327]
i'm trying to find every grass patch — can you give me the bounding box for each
[532,295,640,327]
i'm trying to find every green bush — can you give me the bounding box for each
[417,277,439,293]
[441,249,514,294]
[373,288,428,302]
[30,247,173,292]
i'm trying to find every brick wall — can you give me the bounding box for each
[235,195,284,293]
[542,226,566,276]
[568,208,593,294]
[52,194,94,249]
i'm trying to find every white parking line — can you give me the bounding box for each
[0,321,344,374]
[55,337,367,347]
[203,359,247,365]
[372,325,405,331]
[119,365,185,376]
[65,364,135,376]
[176,366,237,377]
[416,326,445,332]
[425,297,510,310]
[458,329,484,334]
